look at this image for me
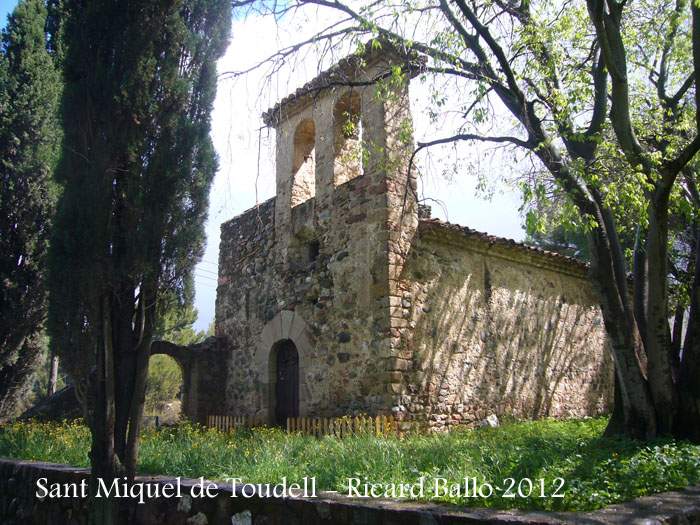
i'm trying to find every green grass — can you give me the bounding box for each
[1,417,699,511]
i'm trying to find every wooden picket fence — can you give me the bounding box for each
[206,414,261,432]
[205,414,397,438]
[286,415,397,438]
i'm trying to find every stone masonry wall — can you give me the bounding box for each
[216,173,396,421]
[390,221,613,431]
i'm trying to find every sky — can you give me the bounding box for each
[0,1,525,332]
[0,0,15,26]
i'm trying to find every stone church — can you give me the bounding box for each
[162,43,612,431]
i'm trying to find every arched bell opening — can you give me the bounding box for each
[333,91,363,185]
[291,119,316,207]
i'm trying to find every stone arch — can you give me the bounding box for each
[333,91,363,185]
[149,342,188,377]
[257,310,313,423]
[150,338,227,425]
[291,119,316,207]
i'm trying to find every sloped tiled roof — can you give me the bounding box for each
[418,218,589,277]
[262,38,425,127]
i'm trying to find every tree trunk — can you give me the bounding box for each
[587,224,657,439]
[677,225,700,441]
[124,286,155,478]
[645,197,677,435]
[633,224,648,348]
[125,335,151,477]
[113,281,136,467]
[87,280,156,524]
[88,296,120,525]
[604,372,626,436]
[47,352,59,397]
[670,305,684,379]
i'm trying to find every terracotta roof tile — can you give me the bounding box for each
[418,218,589,273]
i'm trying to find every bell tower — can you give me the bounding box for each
[259,41,424,415]
[262,41,423,270]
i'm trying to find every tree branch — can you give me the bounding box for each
[692,0,700,132]
[451,0,526,103]
[665,134,700,180]
[657,0,688,105]
[586,47,608,139]
[417,132,530,150]
[218,23,361,79]
[587,0,651,174]
[299,0,484,79]
[407,132,530,191]
[668,72,695,108]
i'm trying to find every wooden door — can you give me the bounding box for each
[275,340,299,427]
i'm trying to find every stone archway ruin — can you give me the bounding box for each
[150,337,228,425]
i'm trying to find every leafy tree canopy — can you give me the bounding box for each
[0,0,61,422]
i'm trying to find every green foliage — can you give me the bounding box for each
[144,355,182,414]
[0,419,90,467]
[0,0,61,421]
[340,110,359,139]
[48,0,231,377]
[154,290,208,347]
[2,418,700,511]
[521,179,593,260]
[1,334,53,418]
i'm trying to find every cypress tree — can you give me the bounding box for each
[0,0,61,422]
[47,1,230,521]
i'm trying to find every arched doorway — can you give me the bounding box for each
[270,339,299,427]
